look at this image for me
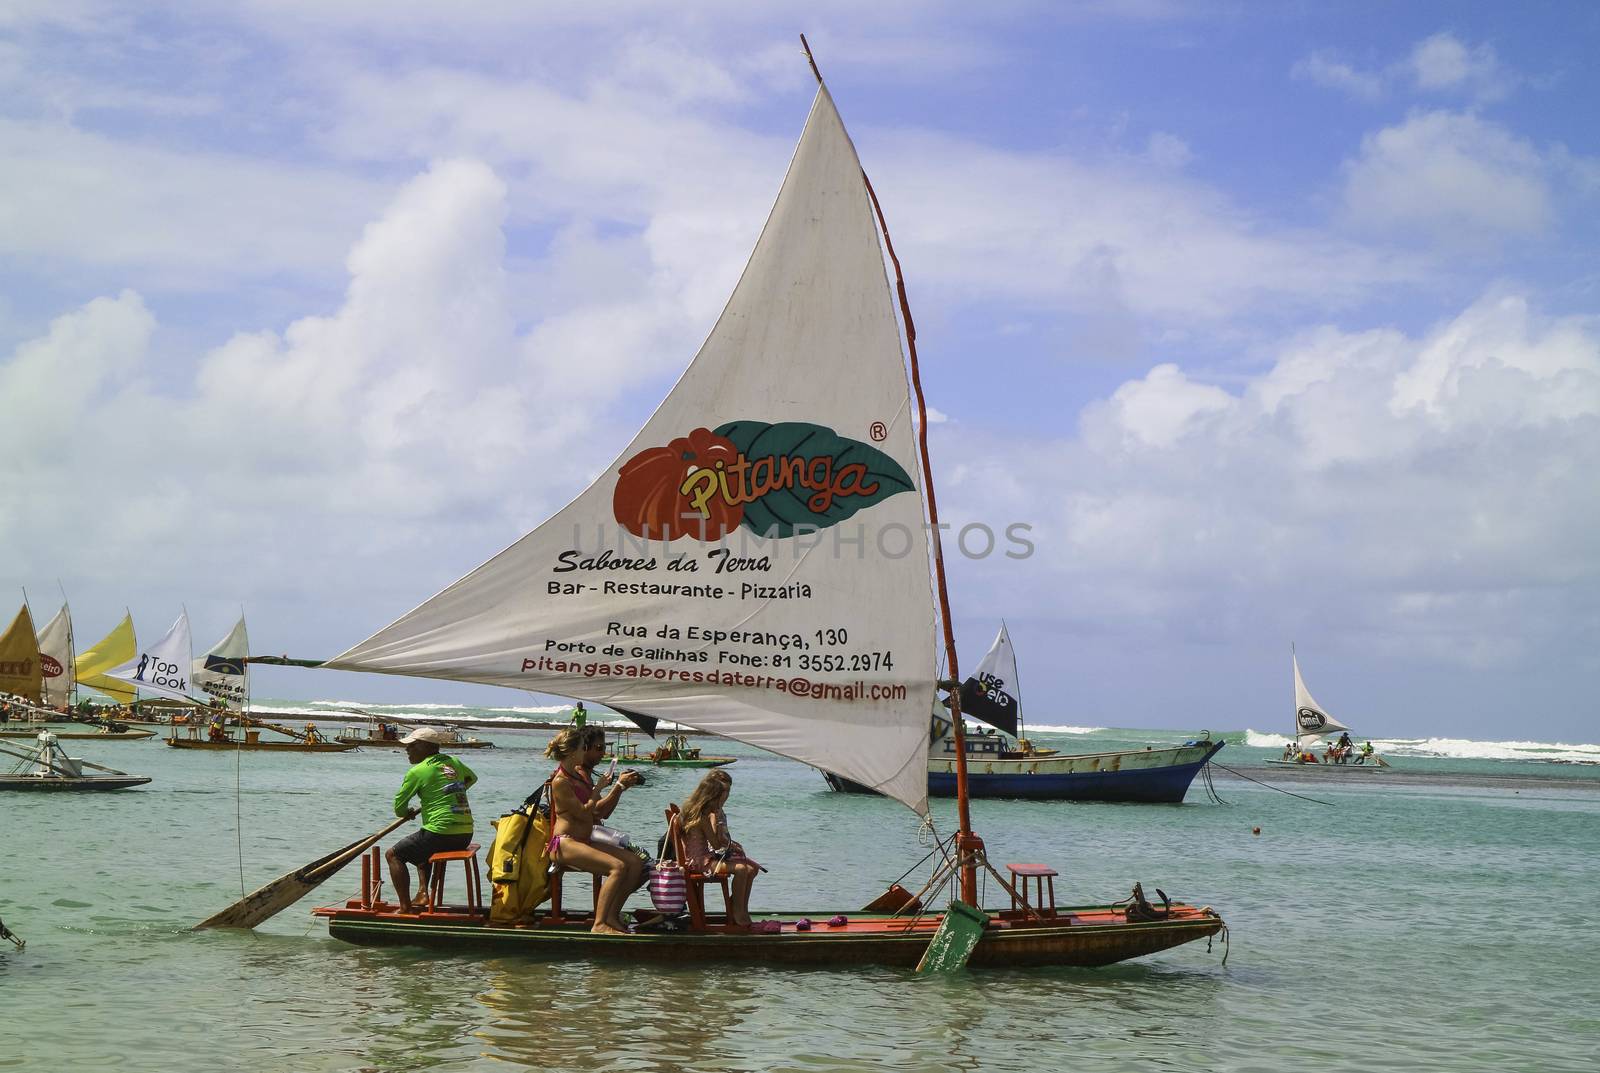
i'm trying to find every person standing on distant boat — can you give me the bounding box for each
[571,701,588,727]
[387,726,478,914]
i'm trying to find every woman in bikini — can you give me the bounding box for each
[544,725,646,934]
[680,769,761,928]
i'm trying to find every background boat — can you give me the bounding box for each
[0,731,151,791]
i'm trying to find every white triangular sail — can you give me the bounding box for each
[1293,652,1350,740]
[329,86,937,813]
[959,624,1020,737]
[107,611,194,703]
[194,616,250,711]
[37,603,74,708]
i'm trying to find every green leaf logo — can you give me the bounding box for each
[712,420,916,537]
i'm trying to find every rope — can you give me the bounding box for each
[235,724,246,899]
[1200,759,1226,804]
[1209,761,1336,806]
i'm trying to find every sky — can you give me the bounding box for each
[3,2,1598,742]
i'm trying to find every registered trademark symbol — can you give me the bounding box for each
[869,421,887,441]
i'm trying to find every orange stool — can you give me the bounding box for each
[423,843,482,914]
[1005,863,1058,919]
[546,866,600,923]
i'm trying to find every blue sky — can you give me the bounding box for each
[3,2,1597,742]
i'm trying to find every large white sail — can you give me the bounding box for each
[107,611,195,703]
[959,624,1020,737]
[1293,652,1350,740]
[194,616,250,710]
[37,603,74,708]
[330,86,937,813]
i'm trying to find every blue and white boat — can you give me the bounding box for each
[824,625,1224,803]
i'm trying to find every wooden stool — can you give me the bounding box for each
[423,843,482,914]
[546,867,600,923]
[1005,863,1058,919]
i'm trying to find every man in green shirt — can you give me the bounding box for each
[385,726,478,913]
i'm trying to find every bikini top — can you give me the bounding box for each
[549,765,594,825]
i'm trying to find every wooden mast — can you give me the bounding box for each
[799,35,981,903]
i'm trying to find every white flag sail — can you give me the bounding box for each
[1293,652,1350,740]
[108,610,195,703]
[37,603,74,708]
[330,86,937,813]
[194,616,250,710]
[959,624,1021,737]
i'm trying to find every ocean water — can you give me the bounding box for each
[4,713,1597,1072]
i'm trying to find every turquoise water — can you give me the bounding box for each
[4,719,1598,1072]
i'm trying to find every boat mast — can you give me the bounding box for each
[799,35,981,903]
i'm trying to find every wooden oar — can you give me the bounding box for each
[914,899,989,974]
[193,815,411,929]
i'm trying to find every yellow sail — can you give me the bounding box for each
[0,604,43,704]
[76,613,137,704]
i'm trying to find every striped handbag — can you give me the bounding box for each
[648,862,687,914]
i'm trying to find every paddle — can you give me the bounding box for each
[193,815,411,929]
[914,899,989,974]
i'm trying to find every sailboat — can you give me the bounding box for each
[1266,649,1385,769]
[0,604,151,739]
[73,612,137,707]
[301,46,1224,967]
[37,602,74,709]
[169,615,356,752]
[0,604,44,707]
[824,624,1224,802]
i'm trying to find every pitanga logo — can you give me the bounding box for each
[613,421,914,540]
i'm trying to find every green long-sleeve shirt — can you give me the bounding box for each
[394,754,477,834]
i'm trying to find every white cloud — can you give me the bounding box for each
[944,291,1600,673]
[1082,363,1233,450]
[1292,51,1384,101]
[1144,131,1192,170]
[1293,32,1515,104]
[0,119,382,288]
[0,159,617,626]
[1341,111,1551,245]
[875,128,1422,327]
[1408,32,1512,101]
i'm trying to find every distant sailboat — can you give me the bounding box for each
[0,605,43,705]
[75,613,137,705]
[36,603,74,709]
[1267,648,1385,768]
[0,604,153,740]
[170,614,354,752]
[826,624,1225,802]
[106,610,196,703]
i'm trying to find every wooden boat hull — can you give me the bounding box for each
[1265,759,1385,771]
[825,741,1224,803]
[314,902,1224,968]
[334,737,496,749]
[0,726,154,741]
[166,738,356,752]
[0,774,151,791]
